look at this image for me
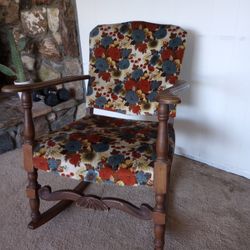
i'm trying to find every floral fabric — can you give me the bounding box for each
[87,21,187,115]
[33,115,175,186]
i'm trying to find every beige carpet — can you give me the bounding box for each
[0,149,249,250]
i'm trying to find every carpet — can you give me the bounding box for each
[0,149,249,250]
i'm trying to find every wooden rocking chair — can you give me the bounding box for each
[2,21,187,250]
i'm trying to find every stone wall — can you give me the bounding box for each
[0,0,86,154]
[0,94,86,154]
[0,0,83,99]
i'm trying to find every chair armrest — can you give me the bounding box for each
[1,75,90,93]
[157,92,181,105]
[157,80,188,105]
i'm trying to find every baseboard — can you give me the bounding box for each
[175,152,250,180]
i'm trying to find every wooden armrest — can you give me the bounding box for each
[1,75,90,93]
[157,80,187,105]
[157,92,181,105]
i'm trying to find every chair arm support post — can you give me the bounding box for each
[21,91,41,222]
[153,103,170,249]
[156,104,169,162]
[22,91,35,146]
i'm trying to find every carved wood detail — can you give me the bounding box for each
[38,185,153,220]
[28,181,90,229]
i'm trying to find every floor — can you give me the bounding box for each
[0,149,249,250]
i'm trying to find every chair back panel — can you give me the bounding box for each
[87,21,187,116]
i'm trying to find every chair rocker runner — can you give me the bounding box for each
[2,21,187,250]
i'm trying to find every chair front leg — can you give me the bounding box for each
[22,92,41,224]
[27,168,41,222]
[153,103,170,250]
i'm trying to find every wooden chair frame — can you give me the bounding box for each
[2,75,183,250]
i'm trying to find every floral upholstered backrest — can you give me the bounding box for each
[87,21,187,116]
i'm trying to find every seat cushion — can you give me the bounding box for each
[33,115,175,186]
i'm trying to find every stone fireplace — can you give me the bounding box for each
[0,0,86,154]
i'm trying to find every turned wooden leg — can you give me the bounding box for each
[22,92,41,223]
[153,103,170,250]
[26,168,41,222]
[154,193,167,249]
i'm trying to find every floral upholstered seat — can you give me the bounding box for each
[33,115,175,186]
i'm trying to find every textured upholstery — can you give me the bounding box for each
[32,21,186,186]
[87,21,187,115]
[33,115,175,186]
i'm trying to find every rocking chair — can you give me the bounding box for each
[2,21,187,250]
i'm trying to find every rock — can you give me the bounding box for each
[12,26,26,44]
[38,62,60,81]
[53,32,62,45]
[49,61,64,73]
[0,8,5,23]
[64,81,84,100]
[0,132,15,154]
[35,0,52,4]
[34,116,50,138]
[0,95,23,129]
[38,36,61,61]
[52,98,77,112]
[60,1,79,58]
[21,7,47,36]
[51,107,76,131]
[0,0,10,6]
[21,55,35,71]
[63,58,84,100]
[46,112,57,122]
[47,7,59,33]
[8,128,16,141]
[61,19,79,57]
[64,58,82,75]
[5,1,19,24]
[75,103,86,120]
[15,124,24,148]
[32,101,52,118]
[17,115,50,140]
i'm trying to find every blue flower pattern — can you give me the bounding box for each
[90,27,99,37]
[101,36,113,48]
[154,28,167,39]
[132,29,145,43]
[132,69,144,81]
[118,59,130,70]
[95,58,109,72]
[169,37,182,48]
[65,140,81,153]
[136,171,151,185]
[48,159,59,170]
[125,91,139,104]
[92,142,109,152]
[162,60,177,75]
[95,96,107,108]
[108,154,125,170]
